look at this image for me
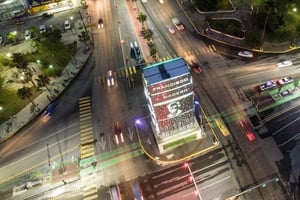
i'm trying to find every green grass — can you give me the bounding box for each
[194,0,233,11]
[209,19,245,38]
[163,134,197,150]
[0,87,42,123]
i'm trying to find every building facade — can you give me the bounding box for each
[142,57,203,153]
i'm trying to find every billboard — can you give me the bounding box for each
[147,74,191,94]
[151,84,193,104]
[153,93,194,137]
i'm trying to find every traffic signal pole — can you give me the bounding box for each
[185,162,203,200]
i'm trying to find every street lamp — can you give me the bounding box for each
[184,162,203,200]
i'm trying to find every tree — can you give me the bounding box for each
[17,86,37,107]
[36,74,52,95]
[78,31,90,42]
[12,53,37,87]
[137,12,147,27]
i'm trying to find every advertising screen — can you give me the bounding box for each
[151,84,193,104]
[153,94,194,136]
[148,74,191,95]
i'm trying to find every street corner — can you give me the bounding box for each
[51,162,80,184]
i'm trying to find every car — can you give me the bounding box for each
[42,101,57,118]
[259,80,277,91]
[107,70,114,86]
[239,119,256,141]
[190,61,202,74]
[114,122,124,144]
[130,41,141,59]
[64,20,71,30]
[171,18,184,31]
[278,77,294,85]
[167,25,175,34]
[15,19,25,25]
[24,30,31,40]
[277,60,293,68]
[238,51,253,58]
[98,18,104,29]
[42,12,54,18]
[39,25,46,33]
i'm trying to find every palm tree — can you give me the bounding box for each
[12,53,37,87]
[36,74,52,95]
[17,86,37,107]
[137,12,147,28]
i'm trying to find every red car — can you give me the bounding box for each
[114,122,124,144]
[239,119,256,141]
[190,61,202,74]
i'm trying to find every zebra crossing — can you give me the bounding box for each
[83,184,98,200]
[79,96,95,159]
[156,44,222,62]
[97,66,137,88]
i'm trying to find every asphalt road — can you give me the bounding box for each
[0,0,298,199]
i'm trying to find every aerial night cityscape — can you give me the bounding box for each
[0,0,300,199]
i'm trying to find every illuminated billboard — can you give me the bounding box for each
[143,57,195,137]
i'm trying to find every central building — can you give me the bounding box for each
[142,57,203,153]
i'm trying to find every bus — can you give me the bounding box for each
[131,181,144,200]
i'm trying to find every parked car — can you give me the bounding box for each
[39,25,46,33]
[15,19,25,25]
[114,122,124,145]
[278,77,294,85]
[239,119,256,141]
[42,12,54,18]
[259,80,277,91]
[64,20,71,30]
[24,30,31,40]
[238,51,253,58]
[277,60,293,68]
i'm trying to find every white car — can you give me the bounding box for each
[64,20,71,30]
[39,25,46,33]
[107,70,114,86]
[24,30,31,40]
[278,77,294,85]
[167,25,175,34]
[259,80,277,91]
[238,51,253,58]
[277,60,293,68]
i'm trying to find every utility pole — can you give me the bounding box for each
[47,143,51,166]
[184,162,203,200]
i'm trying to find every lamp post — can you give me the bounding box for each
[184,162,203,200]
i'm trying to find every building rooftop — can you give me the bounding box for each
[143,57,189,85]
